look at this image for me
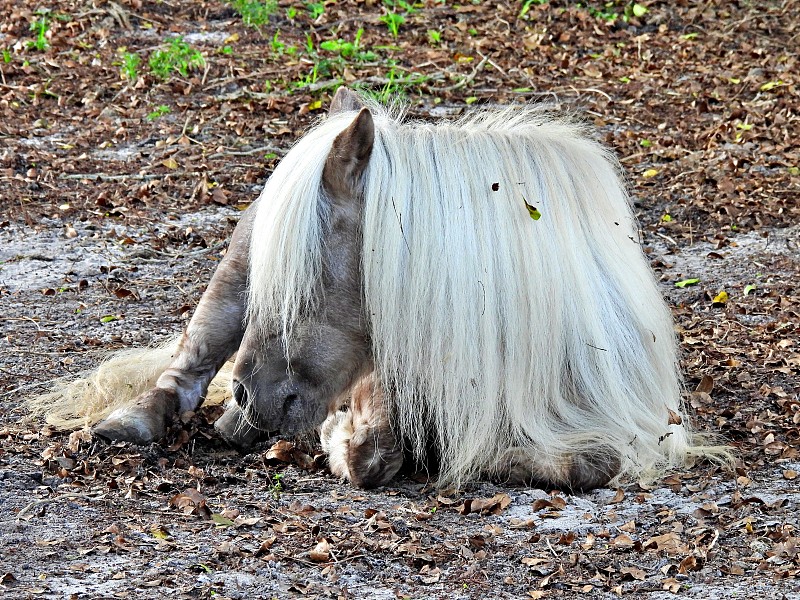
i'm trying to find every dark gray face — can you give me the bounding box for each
[230,89,376,436]
[231,318,371,435]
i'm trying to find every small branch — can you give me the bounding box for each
[654,231,679,246]
[59,171,203,182]
[17,493,107,522]
[433,56,489,92]
[206,145,283,160]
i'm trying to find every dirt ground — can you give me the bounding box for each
[1,1,799,599]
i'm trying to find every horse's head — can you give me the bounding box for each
[231,88,375,435]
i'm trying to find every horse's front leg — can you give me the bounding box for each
[320,373,404,488]
[93,207,256,445]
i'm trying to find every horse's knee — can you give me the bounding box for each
[93,388,179,444]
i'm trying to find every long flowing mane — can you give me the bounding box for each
[249,100,697,486]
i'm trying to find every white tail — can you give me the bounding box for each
[27,336,232,429]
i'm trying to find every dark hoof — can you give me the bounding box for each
[92,388,178,444]
[214,403,265,451]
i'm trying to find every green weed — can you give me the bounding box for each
[146,105,171,121]
[149,37,205,80]
[27,11,50,52]
[579,1,648,24]
[427,29,441,45]
[227,0,278,27]
[271,31,284,54]
[270,473,284,500]
[356,63,428,103]
[380,11,406,37]
[520,0,548,18]
[319,29,376,61]
[268,31,297,56]
[383,0,417,13]
[2,49,11,63]
[306,1,325,19]
[119,52,140,80]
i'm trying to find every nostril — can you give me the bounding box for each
[233,381,249,408]
[283,393,299,413]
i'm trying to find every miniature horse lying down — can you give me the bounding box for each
[33,88,718,490]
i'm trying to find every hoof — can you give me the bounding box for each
[214,402,265,451]
[93,388,178,444]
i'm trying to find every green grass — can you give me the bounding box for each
[26,11,50,52]
[305,1,324,19]
[380,11,406,37]
[227,0,278,27]
[355,63,429,103]
[146,105,171,121]
[149,37,205,80]
[119,52,140,80]
[319,29,376,61]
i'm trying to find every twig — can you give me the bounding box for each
[654,231,678,246]
[433,56,489,92]
[59,171,203,182]
[206,145,283,160]
[569,86,612,102]
[477,51,507,77]
[16,493,107,522]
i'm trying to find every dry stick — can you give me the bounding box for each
[59,171,204,182]
[571,86,613,102]
[16,493,107,522]
[477,51,507,77]
[654,231,679,246]
[206,145,283,160]
[433,56,489,92]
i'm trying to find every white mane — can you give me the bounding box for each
[249,101,699,486]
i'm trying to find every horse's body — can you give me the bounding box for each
[33,89,717,490]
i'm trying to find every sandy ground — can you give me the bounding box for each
[1,205,799,599]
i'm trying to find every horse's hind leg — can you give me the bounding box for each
[320,373,403,488]
[93,207,257,445]
[492,448,620,492]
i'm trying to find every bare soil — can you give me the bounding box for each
[1,1,798,599]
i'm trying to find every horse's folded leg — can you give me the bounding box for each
[347,424,404,488]
[320,410,403,489]
[566,450,621,492]
[93,388,179,444]
[493,447,621,492]
[214,402,264,451]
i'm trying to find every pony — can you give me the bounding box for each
[29,88,721,490]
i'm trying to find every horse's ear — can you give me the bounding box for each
[329,87,365,116]
[323,108,374,199]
